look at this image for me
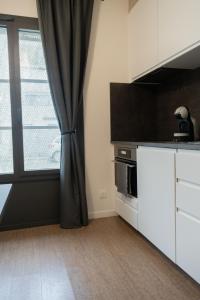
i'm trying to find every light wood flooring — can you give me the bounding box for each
[0,217,200,300]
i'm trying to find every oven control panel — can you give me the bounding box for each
[114,145,137,161]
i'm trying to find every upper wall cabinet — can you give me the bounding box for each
[158,0,200,63]
[128,0,200,82]
[128,0,158,81]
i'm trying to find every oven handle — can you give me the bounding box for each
[127,164,135,168]
[114,160,137,196]
[127,164,136,196]
[113,160,136,168]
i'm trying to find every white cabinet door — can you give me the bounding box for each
[176,210,200,284]
[137,147,176,261]
[158,0,200,63]
[128,0,158,81]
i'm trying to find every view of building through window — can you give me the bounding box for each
[0,27,14,174]
[19,30,61,171]
[0,27,61,174]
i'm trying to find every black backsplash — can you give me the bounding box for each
[110,67,200,142]
[110,83,157,141]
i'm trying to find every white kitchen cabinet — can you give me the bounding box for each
[176,150,200,283]
[115,146,200,283]
[137,147,176,261]
[128,0,200,81]
[176,211,200,284]
[158,0,200,63]
[115,192,138,230]
[128,0,158,81]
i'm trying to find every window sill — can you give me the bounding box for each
[0,171,60,184]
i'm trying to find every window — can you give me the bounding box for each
[0,16,61,181]
[19,30,60,171]
[0,27,13,174]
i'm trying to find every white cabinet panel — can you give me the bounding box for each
[115,192,138,230]
[116,197,124,216]
[176,181,200,220]
[123,202,138,229]
[176,150,200,185]
[176,210,200,283]
[137,147,176,261]
[158,0,200,63]
[128,0,158,81]
[117,192,138,210]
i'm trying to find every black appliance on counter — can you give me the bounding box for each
[114,144,137,198]
[174,106,195,142]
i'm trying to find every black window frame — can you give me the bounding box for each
[0,14,60,184]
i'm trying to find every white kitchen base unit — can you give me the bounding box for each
[114,146,200,284]
[115,192,138,230]
[137,147,176,262]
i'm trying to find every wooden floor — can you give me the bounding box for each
[0,217,200,300]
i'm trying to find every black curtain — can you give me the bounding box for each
[36,0,94,228]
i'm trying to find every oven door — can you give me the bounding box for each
[114,160,137,198]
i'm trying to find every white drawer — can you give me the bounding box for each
[115,197,138,230]
[115,197,124,216]
[176,181,200,220]
[176,150,200,185]
[176,210,200,284]
[123,202,138,230]
[116,191,138,210]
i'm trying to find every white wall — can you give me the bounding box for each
[0,0,129,219]
[84,0,128,218]
[129,0,138,11]
[0,0,37,17]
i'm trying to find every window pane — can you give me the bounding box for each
[0,27,10,79]
[19,30,48,80]
[19,30,61,171]
[0,82,12,126]
[23,128,60,171]
[0,27,14,174]
[0,130,13,174]
[21,82,58,126]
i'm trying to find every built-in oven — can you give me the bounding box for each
[114,144,137,198]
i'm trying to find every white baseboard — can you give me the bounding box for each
[88,209,117,220]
